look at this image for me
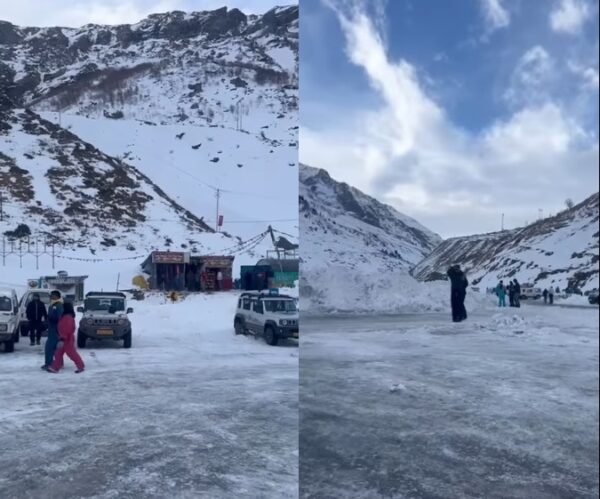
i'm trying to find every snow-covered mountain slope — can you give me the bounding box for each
[0,6,298,266]
[1,6,298,130]
[0,106,216,249]
[300,164,441,272]
[299,164,443,312]
[413,192,600,292]
[37,111,298,240]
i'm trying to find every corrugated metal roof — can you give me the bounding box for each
[256,259,299,272]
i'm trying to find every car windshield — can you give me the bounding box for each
[85,297,125,312]
[0,296,12,311]
[264,299,297,313]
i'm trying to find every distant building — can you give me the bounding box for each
[141,251,234,292]
[28,271,88,303]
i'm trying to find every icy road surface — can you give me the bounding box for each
[0,293,298,499]
[300,305,599,499]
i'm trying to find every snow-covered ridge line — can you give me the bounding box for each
[413,192,599,292]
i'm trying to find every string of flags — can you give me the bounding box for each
[55,254,146,262]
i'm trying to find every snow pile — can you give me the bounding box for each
[301,266,491,314]
[489,313,528,328]
[555,294,596,306]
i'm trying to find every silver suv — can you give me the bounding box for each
[77,292,133,348]
[234,290,299,346]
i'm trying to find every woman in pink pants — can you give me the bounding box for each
[48,302,85,374]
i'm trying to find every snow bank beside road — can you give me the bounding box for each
[300,266,493,314]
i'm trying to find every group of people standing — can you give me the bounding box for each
[542,287,557,304]
[27,291,85,373]
[494,279,521,308]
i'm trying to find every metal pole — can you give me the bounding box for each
[0,191,3,221]
[216,188,220,232]
[52,243,55,269]
[35,237,39,270]
[501,213,504,231]
[1,236,4,267]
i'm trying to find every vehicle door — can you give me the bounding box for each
[18,292,30,324]
[11,291,19,332]
[238,296,253,328]
[249,298,265,333]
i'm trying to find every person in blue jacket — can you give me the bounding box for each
[495,281,507,307]
[41,290,64,371]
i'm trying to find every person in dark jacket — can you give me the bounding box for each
[447,265,468,322]
[42,290,63,371]
[26,293,48,346]
[508,281,515,307]
[543,288,548,304]
[513,279,521,307]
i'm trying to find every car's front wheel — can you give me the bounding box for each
[264,325,278,346]
[77,330,87,349]
[123,331,132,349]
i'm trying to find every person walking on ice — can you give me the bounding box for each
[496,281,507,307]
[41,290,63,371]
[543,288,548,304]
[48,302,85,373]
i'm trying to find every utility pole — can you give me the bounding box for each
[215,188,220,232]
[0,191,3,221]
[538,208,543,220]
[501,213,504,231]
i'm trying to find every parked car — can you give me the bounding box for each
[76,292,133,348]
[17,289,52,337]
[520,286,542,300]
[587,292,599,305]
[564,287,583,296]
[0,288,19,352]
[234,290,299,346]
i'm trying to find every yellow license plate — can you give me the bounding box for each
[97,329,113,335]
[292,332,299,338]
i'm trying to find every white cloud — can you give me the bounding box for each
[503,46,555,107]
[0,0,283,27]
[480,0,510,32]
[300,2,599,237]
[569,61,600,89]
[550,0,591,34]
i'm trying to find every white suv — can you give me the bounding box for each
[0,288,19,352]
[234,290,299,346]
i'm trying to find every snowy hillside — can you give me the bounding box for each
[299,164,444,313]
[413,192,600,292]
[0,6,298,279]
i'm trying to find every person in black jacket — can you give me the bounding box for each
[26,293,48,346]
[513,279,521,308]
[447,265,469,322]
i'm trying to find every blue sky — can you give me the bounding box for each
[300,0,599,237]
